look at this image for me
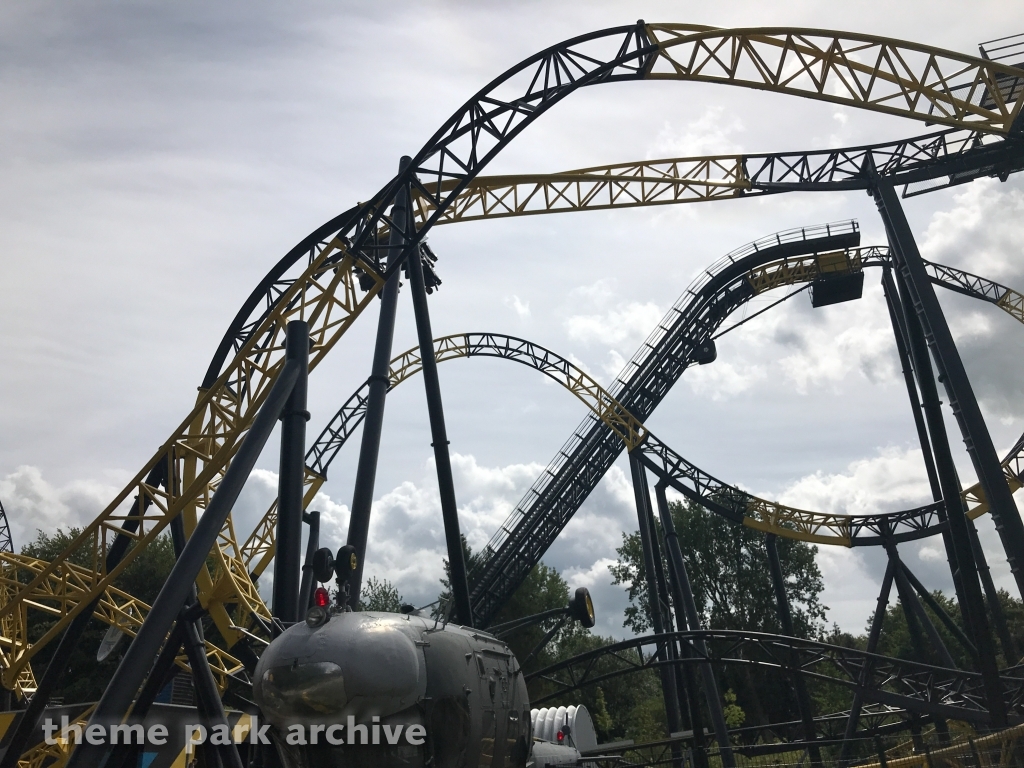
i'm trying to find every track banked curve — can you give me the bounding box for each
[236,247,1024,574]
[523,629,1024,723]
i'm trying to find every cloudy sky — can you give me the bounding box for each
[3,1,1024,640]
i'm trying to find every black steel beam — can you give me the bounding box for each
[298,510,320,612]
[655,483,709,768]
[406,229,472,627]
[629,454,685,745]
[874,177,1008,726]
[839,559,896,766]
[345,158,409,609]
[0,459,169,768]
[66,357,300,768]
[765,534,822,766]
[651,478,735,767]
[274,320,309,623]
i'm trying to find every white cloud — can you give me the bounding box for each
[774,445,932,517]
[649,106,745,158]
[504,294,531,319]
[0,465,119,549]
[564,302,664,348]
[684,360,767,400]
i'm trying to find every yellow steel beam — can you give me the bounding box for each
[645,25,1024,135]
[238,248,1024,565]
[0,245,383,689]
[412,158,750,225]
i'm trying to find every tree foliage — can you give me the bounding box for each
[609,499,827,638]
[358,576,404,612]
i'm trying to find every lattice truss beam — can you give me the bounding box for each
[410,130,1022,225]
[645,25,1024,134]
[3,20,1024,698]
[525,630,1024,723]
[232,251,1024,588]
[0,244,383,693]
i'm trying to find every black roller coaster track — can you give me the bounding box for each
[524,629,1024,725]
[466,243,1024,624]
[202,128,1024,393]
[204,143,1024,628]
[281,247,1024,595]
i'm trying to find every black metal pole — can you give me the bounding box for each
[968,517,1019,662]
[655,483,709,768]
[0,459,169,768]
[648,470,735,768]
[764,534,821,767]
[644,495,688,768]
[299,511,320,612]
[839,559,896,765]
[274,320,309,624]
[875,178,1024,598]
[66,357,300,768]
[882,268,970,620]
[181,615,242,768]
[886,543,957,669]
[405,226,471,629]
[899,560,976,658]
[346,158,409,609]
[874,181,1007,726]
[628,455,684,749]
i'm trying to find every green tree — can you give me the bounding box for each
[609,499,826,637]
[609,499,827,728]
[358,576,404,612]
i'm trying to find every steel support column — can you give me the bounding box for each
[886,543,957,669]
[875,179,1007,725]
[275,320,310,623]
[840,559,896,765]
[875,178,1024,592]
[649,476,735,768]
[299,510,321,611]
[644,494,690,768]
[66,357,301,768]
[406,219,471,627]
[882,268,969,620]
[345,157,409,609]
[899,561,976,658]
[655,483,709,768]
[968,518,1019,662]
[764,534,821,767]
[628,454,684,752]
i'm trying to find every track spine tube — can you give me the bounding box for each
[655,483,709,768]
[346,158,409,609]
[274,320,310,623]
[874,177,1007,726]
[405,185,472,628]
[764,534,821,766]
[65,357,300,768]
[628,454,685,756]
[648,470,735,767]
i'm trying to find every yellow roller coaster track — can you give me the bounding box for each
[0,244,383,692]
[234,247,1024,579]
[3,21,1022,703]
